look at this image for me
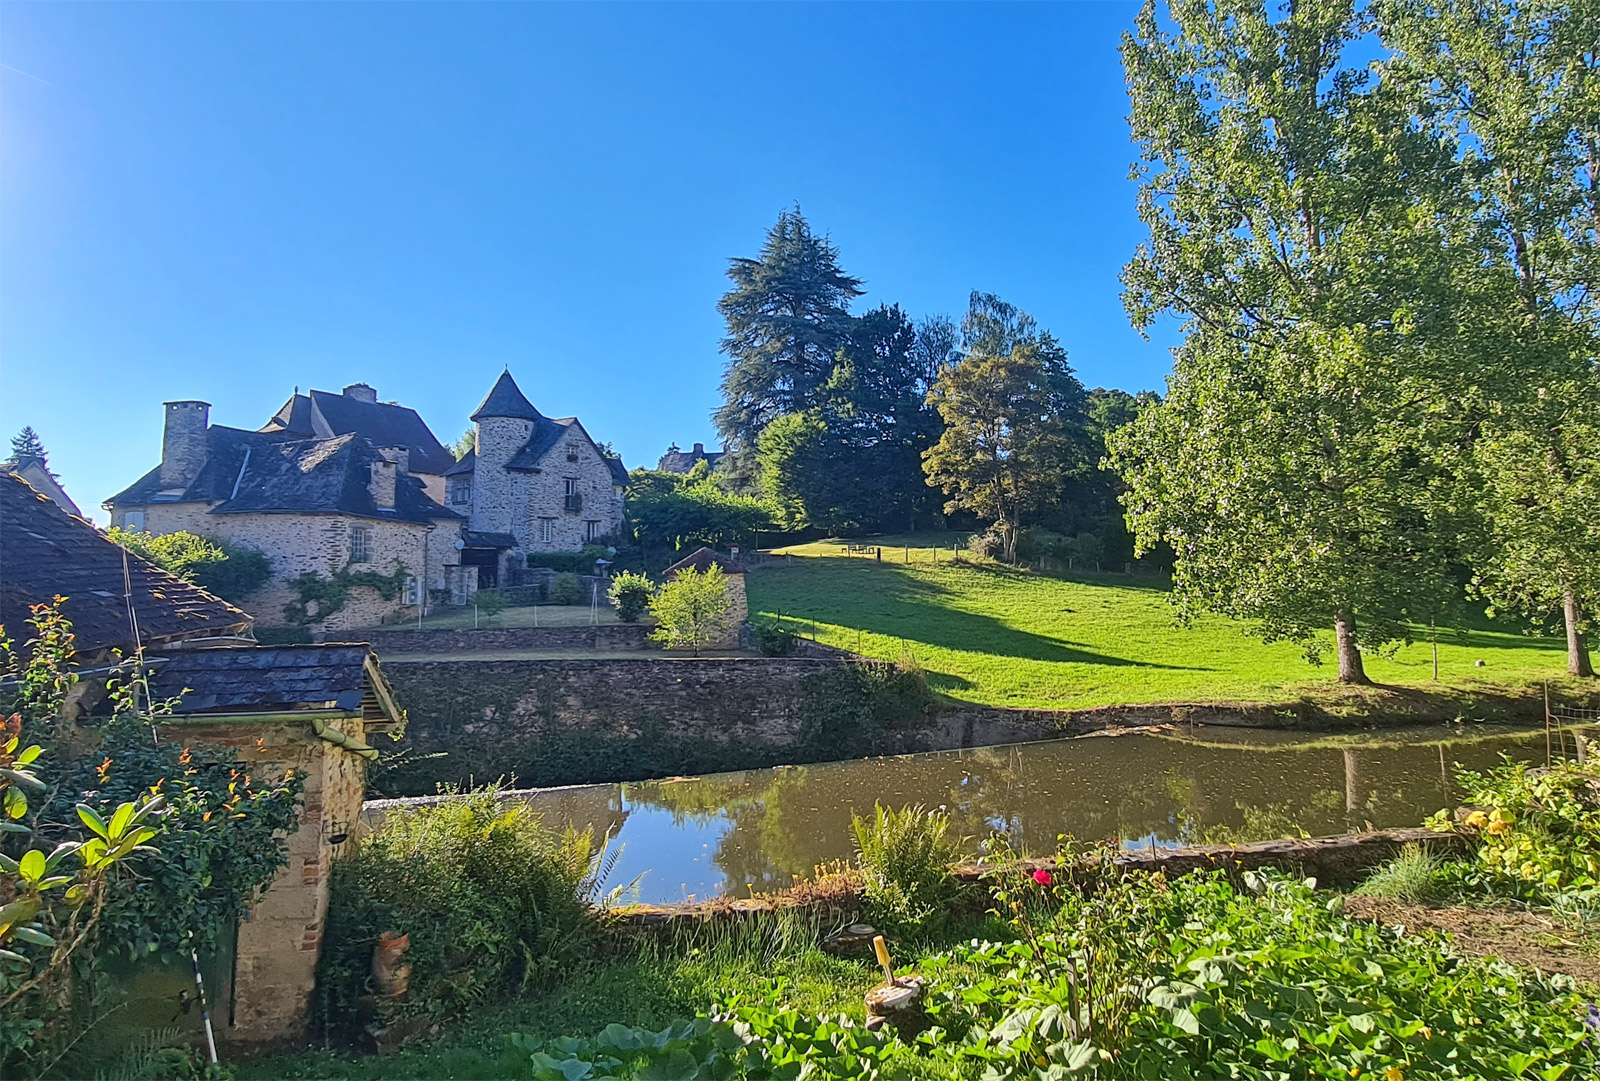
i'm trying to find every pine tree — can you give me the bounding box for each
[9,426,48,465]
[714,207,864,451]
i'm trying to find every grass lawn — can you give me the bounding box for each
[749,533,1580,711]
[360,603,621,633]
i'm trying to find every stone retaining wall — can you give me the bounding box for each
[360,621,655,654]
[381,655,932,792]
[614,828,1470,931]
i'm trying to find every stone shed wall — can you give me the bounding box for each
[379,655,938,793]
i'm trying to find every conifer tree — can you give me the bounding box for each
[9,427,48,465]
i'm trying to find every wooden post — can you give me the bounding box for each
[1545,680,1553,768]
[1431,621,1438,682]
[876,547,881,562]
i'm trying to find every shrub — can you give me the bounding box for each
[607,571,653,622]
[751,618,798,656]
[191,540,274,601]
[1429,757,1600,899]
[648,564,733,655]
[527,546,611,574]
[966,528,1005,560]
[474,587,507,620]
[550,572,585,606]
[851,802,962,934]
[317,788,613,1026]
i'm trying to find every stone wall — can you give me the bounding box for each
[379,655,937,793]
[362,622,654,654]
[469,417,624,552]
[160,713,370,1048]
[122,503,456,633]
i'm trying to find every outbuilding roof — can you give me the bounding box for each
[0,473,251,656]
[662,546,745,579]
[148,643,402,726]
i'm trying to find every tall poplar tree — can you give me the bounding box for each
[1382,0,1600,675]
[1111,0,1472,683]
[714,207,864,452]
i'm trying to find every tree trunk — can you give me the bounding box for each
[1564,590,1595,678]
[1334,610,1370,685]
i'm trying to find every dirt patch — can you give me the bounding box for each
[1345,895,1600,984]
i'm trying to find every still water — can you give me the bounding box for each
[372,725,1578,905]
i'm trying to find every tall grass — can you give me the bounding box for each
[1355,843,1443,904]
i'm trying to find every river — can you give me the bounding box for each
[365,723,1583,905]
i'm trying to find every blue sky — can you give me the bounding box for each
[1,2,1178,521]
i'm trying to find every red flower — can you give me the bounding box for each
[1032,869,1053,887]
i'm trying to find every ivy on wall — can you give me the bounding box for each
[284,560,410,625]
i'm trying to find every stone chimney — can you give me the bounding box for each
[693,442,705,455]
[377,446,410,474]
[160,401,211,490]
[369,457,397,511]
[343,383,378,404]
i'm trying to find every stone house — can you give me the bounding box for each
[657,441,724,474]
[444,370,628,587]
[104,401,464,633]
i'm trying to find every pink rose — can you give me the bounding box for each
[1032,869,1053,887]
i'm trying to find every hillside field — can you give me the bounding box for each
[747,535,1581,711]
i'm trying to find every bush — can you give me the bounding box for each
[607,571,653,622]
[527,546,611,574]
[851,802,962,934]
[191,540,274,601]
[751,618,798,656]
[648,564,733,655]
[550,572,585,606]
[474,587,507,620]
[1429,757,1600,899]
[317,788,613,1026]
[966,528,1005,560]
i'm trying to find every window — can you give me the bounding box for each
[449,478,471,505]
[563,478,578,496]
[349,525,372,563]
[539,518,554,543]
[584,520,600,542]
[121,510,145,531]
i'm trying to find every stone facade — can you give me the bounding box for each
[467,419,623,553]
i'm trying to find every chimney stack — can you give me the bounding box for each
[693,442,705,455]
[343,383,378,403]
[160,401,210,490]
[369,456,397,511]
[378,446,410,474]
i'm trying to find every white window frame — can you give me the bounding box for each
[539,517,554,543]
[349,525,372,563]
[449,479,471,505]
[563,478,578,496]
[584,520,600,542]
[121,510,146,531]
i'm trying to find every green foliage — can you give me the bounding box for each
[527,546,612,574]
[451,426,476,461]
[851,802,962,934]
[648,565,733,656]
[9,426,48,465]
[607,572,653,622]
[550,572,585,606]
[283,560,409,625]
[714,206,865,450]
[749,618,797,657]
[105,529,275,602]
[0,601,299,1072]
[475,588,508,620]
[924,329,1090,564]
[624,470,773,554]
[1355,843,1444,905]
[318,788,614,1027]
[1432,757,1600,900]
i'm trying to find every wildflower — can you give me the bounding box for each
[1463,810,1489,829]
[1032,869,1053,887]
[1385,1068,1404,1081]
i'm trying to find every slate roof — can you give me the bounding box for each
[443,450,475,477]
[263,390,455,475]
[663,546,745,579]
[461,531,518,549]
[1,473,251,655]
[606,456,630,486]
[657,445,725,474]
[505,416,579,471]
[471,370,543,421]
[147,644,400,722]
[107,428,462,525]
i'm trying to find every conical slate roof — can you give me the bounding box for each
[470,370,543,422]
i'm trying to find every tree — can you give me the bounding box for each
[623,470,774,554]
[714,207,864,452]
[8,427,48,465]
[648,564,734,656]
[1112,0,1474,683]
[923,336,1090,564]
[105,529,273,603]
[452,427,476,461]
[1381,0,1600,675]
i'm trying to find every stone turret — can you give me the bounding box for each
[160,400,210,491]
[468,371,540,535]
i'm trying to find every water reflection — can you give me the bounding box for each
[379,726,1575,905]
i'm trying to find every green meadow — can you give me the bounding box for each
[748,534,1577,711]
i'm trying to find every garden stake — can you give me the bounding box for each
[872,934,894,984]
[189,940,219,1064]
